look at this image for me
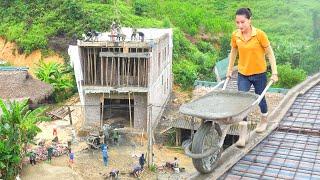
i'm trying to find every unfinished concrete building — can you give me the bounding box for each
[68,28,173,130]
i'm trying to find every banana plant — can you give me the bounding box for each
[35,61,75,102]
[0,99,49,179]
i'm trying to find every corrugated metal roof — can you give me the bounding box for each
[0,66,29,71]
[220,83,320,179]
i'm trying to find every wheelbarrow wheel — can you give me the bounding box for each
[192,121,222,173]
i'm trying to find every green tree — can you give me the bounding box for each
[0,99,49,179]
[173,60,198,89]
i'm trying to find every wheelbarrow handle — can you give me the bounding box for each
[252,80,274,106]
[222,77,231,90]
[212,80,226,90]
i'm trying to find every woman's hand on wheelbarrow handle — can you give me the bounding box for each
[222,77,231,90]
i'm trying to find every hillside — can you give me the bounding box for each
[0,0,319,88]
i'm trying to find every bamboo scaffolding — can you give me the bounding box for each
[128,92,132,128]
[127,58,131,85]
[88,48,92,84]
[117,57,120,86]
[133,58,136,86]
[137,58,140,87]
[91,48,94,84]
[101,56,103,86]
[122,57,125,86]
[94,48,97,85]
[110,57,114,86]
[83,48,86,84]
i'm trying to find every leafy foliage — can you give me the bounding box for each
[270,63,307,89]
[173,60,198,89]
[35,61,75,102]
[0,99,49,179]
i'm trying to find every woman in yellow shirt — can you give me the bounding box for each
[226,8,278,147]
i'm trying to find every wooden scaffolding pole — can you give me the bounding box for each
[101,56,103,85]
[88,48,91,84]
[147,104,153,167]
[106,57,109,86]
[122,57,125,85]
[133,58,136,85]
[94,48,97,85]
[87,48,90,84]
[127,58,130,86]
[100,93,105,129]
[144,59,147,86]
[117,57,120,86]
[138,57,140,87]
[110,57,114,86]
[90,48,94,84]
[128,92,132,128]
[147,59,149,86]
[82,48,86,84]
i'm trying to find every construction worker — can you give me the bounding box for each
[29,150,36,166]
[102,145,108,166]
[139,153,145,169]
[112,130,119,146]
[226,8,278,147]
[47,145,53,163]
[53,126,57,137]
[69,150,75,167]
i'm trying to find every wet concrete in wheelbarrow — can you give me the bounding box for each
[180,90,258,120]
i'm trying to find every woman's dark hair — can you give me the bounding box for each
[236,8,252,19]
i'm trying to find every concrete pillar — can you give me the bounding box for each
[84,93,101,126]
[134,94,147,129]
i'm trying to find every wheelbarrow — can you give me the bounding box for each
[179,78,273,173]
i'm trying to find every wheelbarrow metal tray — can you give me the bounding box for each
[179,90,259,120]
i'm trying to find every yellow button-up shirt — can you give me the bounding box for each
[230,26,270,76]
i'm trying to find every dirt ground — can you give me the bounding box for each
[21,144,195,180]
[20,95,196,180]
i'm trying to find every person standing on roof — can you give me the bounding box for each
[226,8,279,147]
